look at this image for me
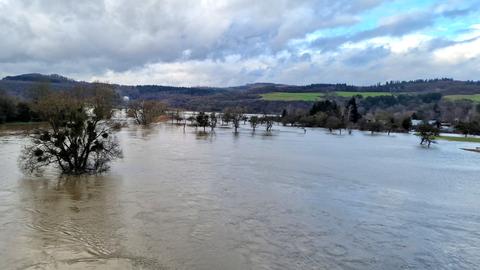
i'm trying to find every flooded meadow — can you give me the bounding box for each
[1,123,480,269]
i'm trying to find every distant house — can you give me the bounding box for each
[440,122,454,132]
[411,120,454,132]
[411,120,423,127]
[411,120,438,127]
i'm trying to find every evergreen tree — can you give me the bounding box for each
[346,97,361,123]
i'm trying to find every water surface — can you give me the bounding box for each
[1,123,479,269]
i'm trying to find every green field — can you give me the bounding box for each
[443,94,480,103]
[334,91,394,98]
[436,135,480,143]
[260,91,393,101]
[260,92,324,101]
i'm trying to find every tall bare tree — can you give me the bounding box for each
[249,115,259,132]
[261,115,274,132]
[210,112,218,131]
[224,107,244,133]
[128,100,167,125]
[418,123,439,148]
[20,87,122,174]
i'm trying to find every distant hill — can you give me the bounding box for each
[3,73,75,84]
[1,73,480,103]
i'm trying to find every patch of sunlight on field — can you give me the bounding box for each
[444,94,480,103]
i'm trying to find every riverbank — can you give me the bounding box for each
[436,135,480,143]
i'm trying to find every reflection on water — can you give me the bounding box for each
[1,123,480,269]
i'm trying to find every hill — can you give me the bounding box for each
[1,74,480,113]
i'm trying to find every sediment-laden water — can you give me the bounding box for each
[1,123,479,269]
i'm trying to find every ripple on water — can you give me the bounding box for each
[21,256,167,270]
[323,243,348,257]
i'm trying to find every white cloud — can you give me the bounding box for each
[91,55,279,87]
[0,0,479,86]
[342,34,433,53]
[433,37,480,64]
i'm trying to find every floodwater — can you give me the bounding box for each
[1,123,480,269]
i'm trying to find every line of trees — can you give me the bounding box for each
[278,95,480,137]
[279,97,414,134]
[168,107,277,134]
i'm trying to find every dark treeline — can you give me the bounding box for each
[0,83,122,124]
[0,90,40,123]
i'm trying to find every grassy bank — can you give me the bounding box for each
[436,135,480,143]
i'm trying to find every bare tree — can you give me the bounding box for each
[128,100,167,125]
[418,123,439,148]
[222,110,232,126]
[261,115,274,132]
[249,116,259,132]
[242,115,248,125]
[325,116,343,134]
[210,112,218,131]
[19,88,122,175]
[225,107,244,133]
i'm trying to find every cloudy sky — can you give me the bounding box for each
[0,0,479,86]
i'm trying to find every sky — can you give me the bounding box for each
[0,0,479,86]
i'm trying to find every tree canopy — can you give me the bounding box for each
[19,86,122,174]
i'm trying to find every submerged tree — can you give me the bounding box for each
[209,112,217,131]
[20,88,122,174]
[401,117,412,132]
[418,123,439,148]
[366,120,384,134]
[325,116,343,134]
[261,115,274,132]
[196,112,210,132]
[385,117,398,135]
[225,107,244,133]
[242,115,248,125]
[222,110,232,125]
[249,115,259,132]
[128,100,167,125]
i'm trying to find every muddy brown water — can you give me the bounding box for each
[1,123,480,269]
